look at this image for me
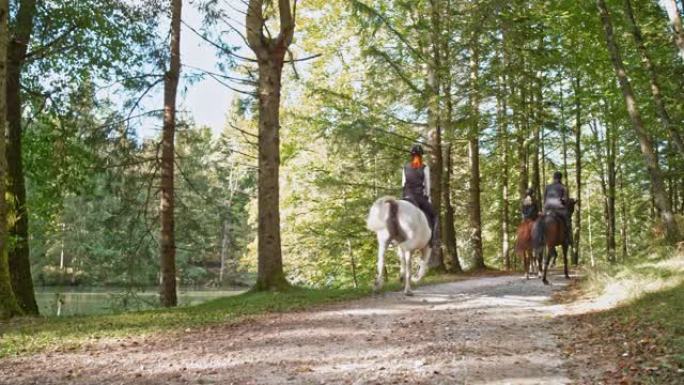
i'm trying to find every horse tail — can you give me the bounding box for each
[386,199,406,243]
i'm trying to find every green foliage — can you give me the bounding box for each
[7,0,683,311]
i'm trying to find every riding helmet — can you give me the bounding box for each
[410,144,424,156]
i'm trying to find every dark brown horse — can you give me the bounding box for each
[515,215,539,279]
[532,199,576,285]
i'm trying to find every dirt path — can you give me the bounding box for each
[2,273,575,385]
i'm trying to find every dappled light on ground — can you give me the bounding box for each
[0,274,574,384]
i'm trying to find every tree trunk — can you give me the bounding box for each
[468,42,485,270]
[246,0,295,291]
[517,82,529,201]
[347,240,358,288]
[497,76,511,270]
[590,117,615,262]
[623,0,684,154]
[255,58,288,290]
[440,0,460,273]
[619,163,628,260]
[0,0,22,319]
[668,143,676,211]
[427,0,445,271]
[560,78,569,184]
[5,0,38,315]
[572,76,582,265]
[159,0,182,307]
[587,183,596,267]
[219,216,230,283]
[441,36,460,273]
[531,86,541,201]
[665,0,684,60]
[443,144,461,273]
[597,0,681,243]
[606,113,617,262]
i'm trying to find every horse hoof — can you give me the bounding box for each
[565,275,571,280]
[404,290,414,296]
[543,279,550,285]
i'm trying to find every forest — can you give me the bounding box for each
[0,0,683,384]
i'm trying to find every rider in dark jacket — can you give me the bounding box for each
[402,144,438,245]
[543,171,572,244]
[522,188,539,220]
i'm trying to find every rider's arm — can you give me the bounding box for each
[424,165,431,202]
[560,185,567,204]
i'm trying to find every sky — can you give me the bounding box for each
[136,2,246,139]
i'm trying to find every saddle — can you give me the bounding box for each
[544,209,567,223]
[400,196,418,207]
[401,196,429,221]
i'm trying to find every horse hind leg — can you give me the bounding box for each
[535,248,543,279]
[403,250,413,296]
[542,247,553,285]
[399,246,406,283]
[412,245,431,283]
[374,235,390,293]
[521,251,530,280]
[562,243,570,279]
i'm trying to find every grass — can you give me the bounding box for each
[567,245,684,383]
[0,272,466,359]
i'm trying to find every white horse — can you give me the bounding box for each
[366,196,432,296]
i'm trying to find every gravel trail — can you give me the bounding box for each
[1,273,574,385]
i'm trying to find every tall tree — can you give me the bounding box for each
[426,0,445,271]
[622,0,684,154]
[245,0,295,290]
[6,0,38,315]
[0,0,22,319]
[596,0,681,243]
[159,0,182,307]
[572,76,582,265]
[468,37,485,269]
[442,143,461,272]
[497,74,511,270]
[605,111,617,262]
[441,7,460,272]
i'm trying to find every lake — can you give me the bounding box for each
[34,287,246,316]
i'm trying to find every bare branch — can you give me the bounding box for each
[182,19,258,62]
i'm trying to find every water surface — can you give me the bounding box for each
[35,287,245,316]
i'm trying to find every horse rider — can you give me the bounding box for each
[543,171,572,245]
[402,144,438,246]
[521,188,539,221]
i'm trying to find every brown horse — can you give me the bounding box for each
[532,199,576,285]
[515,215,539,279]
